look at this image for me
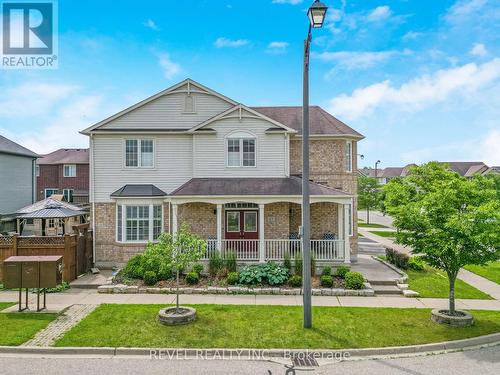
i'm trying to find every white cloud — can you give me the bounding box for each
[272,0,302,4]
[143,19,160,31]
[329,58,500,121]
[157,53,181,79]
[445,0,487,23]
[402,31,422,41]
[366,6,391,22]
[470,43,488,57]
[266,41,289,54]
[214,37,250,48]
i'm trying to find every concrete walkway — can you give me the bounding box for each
[459,269,500,300]
[358,210,395,228]
[1,289,499,312]
[358,227,411,255]
[351,254,401,283]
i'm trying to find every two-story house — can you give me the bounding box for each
[36,148,90,205]
[0,135,38,232]
[82,79,363,268]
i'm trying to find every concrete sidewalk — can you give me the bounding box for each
[459,269,500,300]
[1,289,499,313]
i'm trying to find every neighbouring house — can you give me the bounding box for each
[13,195,88,236]
[36,148,90,205]
[81,79,363,268]
[0,135,38,233]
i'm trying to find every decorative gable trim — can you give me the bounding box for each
[80,79,238,135]
[188,104,297,133]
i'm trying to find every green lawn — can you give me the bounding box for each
[0,309,56,346]
[56,304,500,349]
[358,223,389,228]
[0,302,15,311]
[407,267,493,299]
[368,230,396,238]
[464,262,500,285]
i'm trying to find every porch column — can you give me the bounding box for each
[172,203,178,236]
[343,204,351,263]
[216,204,222,251]
[259,204,265,263]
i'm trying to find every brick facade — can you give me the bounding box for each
[177,203,217,239]
[37,163,89,203]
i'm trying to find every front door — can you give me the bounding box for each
[225,210,258,239]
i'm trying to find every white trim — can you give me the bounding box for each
[292,134,364,140]
[44,188,58,199]
[216,204,222,250]
[63,188,74,202]
[170,195,354,205]
[123,138,156,169]
[63,164,76,177]
[81,79,238,134]
[259,204,265,263]
[225,133,257,168]
[345,140,353,173]
[115,202,164,244]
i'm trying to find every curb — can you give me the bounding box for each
[1,332,499,359]
[371,255,408,283]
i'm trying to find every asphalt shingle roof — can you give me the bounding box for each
[0,135,38,158]
[111,184,167,197]
[37,148,89,165]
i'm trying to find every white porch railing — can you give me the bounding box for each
[202,239,345,261]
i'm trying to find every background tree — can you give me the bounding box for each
[358,176,381,224]
[384,162,500,316]
[146,224,206,312]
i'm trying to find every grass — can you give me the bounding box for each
[407,266,493,299]
[464,262,500,285]
[0,302,15,311]
[56,304,500,349]
[368,230,396,238]
[0,308,56,346]
[358,223,388,228]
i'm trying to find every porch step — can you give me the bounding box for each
[368,279,398,286]
[372,284,403,295]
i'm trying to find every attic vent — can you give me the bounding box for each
[184,94,195,113]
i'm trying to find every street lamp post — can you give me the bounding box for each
[374,160,381,178]
[302,0,328,329]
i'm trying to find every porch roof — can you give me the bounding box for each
[111,184,167,197]
[170,177,349,197]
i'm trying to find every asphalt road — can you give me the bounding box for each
[1,345,499,375]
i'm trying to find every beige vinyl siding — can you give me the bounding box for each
[193,117,287,178]
[92,135,193,202]
[99,92,232,130]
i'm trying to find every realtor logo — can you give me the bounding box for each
[1,1,58,69]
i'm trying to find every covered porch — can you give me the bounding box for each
[170,177,353,263]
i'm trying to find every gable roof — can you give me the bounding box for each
[0,135,38,158]
[251,106,364,138]
[188,104,297,133]
[440,161,488,177]
[80,79,238,135]
[37,148,89,165]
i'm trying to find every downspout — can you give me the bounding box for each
[90,134,96,266]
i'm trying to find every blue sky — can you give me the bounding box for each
[0,0,499,169]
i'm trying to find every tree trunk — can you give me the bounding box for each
[176,269,180,312]
[367,205,370,225]
[448,272,457,315]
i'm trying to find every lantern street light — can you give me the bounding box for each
[302,0,328,329]
[375,160,381,178]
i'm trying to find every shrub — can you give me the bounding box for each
[264,262,289,286]
[227,272,239,285]
[336,265,350,279]
[157,265,173,281]
[288,275,302,287]
[239,265,267,285]
[185,271,199,285]
[294,254,303,276]
[283,252,292,272]
[122,254,143,279]
[321,266,332,277]
[209,252,224,277]
[408,256,425,271]
[345,271,364,290]
[320,275,333,288]
[385,247,395,264]
[192,263,204,275]
[224,251,237,273]
[143,271,157,286]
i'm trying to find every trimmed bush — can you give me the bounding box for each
[336,265,350,279]
[185,272,199,285]
[321,266,332,276]
[122,255,143,279]
[143,271,157,286]
[320,275,333,288]
[192,263,204,275]
[345,271,364,290]
[224,251,237,273]
[385,247,409,269]
[283,252,291,272]
[294,254,303,276]
[209,252,224,277]
[408,256,425,271]
[227,272,239,285]
[157,265,173,281]
[288,275,302,287]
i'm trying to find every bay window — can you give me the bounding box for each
[116,203,163,242]
[125,139,154,168]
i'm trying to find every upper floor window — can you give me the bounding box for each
[227,132,256,167]
[64,164,76,177]
[125,139,154,168]
[345,141,352,173]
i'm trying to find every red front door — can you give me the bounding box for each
[225,210,258,239]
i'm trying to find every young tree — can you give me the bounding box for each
[358,176,381,224]
[384,162,500,316]
[146,224,206,312]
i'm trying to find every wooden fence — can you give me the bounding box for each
[0,230,93,283]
